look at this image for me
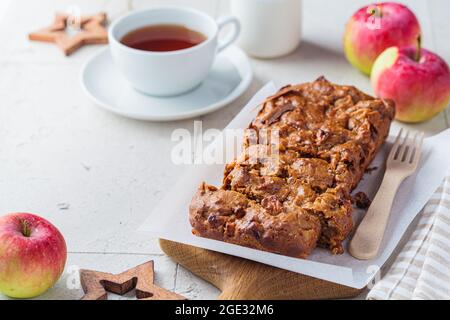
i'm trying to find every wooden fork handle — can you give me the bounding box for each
[349,174,403,260]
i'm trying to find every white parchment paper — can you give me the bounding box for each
[138,83,450,289]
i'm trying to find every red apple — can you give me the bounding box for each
[371,46,450,123]
[0,213,67,298]
[344,2,421,75]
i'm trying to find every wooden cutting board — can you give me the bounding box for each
[159,239,362,300]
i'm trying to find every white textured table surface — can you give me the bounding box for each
[0,0,449,300]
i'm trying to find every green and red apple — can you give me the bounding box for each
[371,46,450,123]
[0,213,67,298]
[344,2,421,75]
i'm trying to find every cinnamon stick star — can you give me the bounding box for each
[79,261,186,300]
[28,12,108,56]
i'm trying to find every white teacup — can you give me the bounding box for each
[108,7,240,97]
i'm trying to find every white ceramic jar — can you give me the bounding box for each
[231,0,302,58]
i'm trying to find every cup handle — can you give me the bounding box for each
[217,16,240,53]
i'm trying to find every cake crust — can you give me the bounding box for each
[189,77,395,258]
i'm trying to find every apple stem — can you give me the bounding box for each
[369,6,383,18]
[415,35,422,62]
[21,219,31,237]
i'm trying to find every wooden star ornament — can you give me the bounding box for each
[79,261,186,300]
[28,12,108,56]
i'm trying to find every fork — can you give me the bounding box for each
[349,129,424,260]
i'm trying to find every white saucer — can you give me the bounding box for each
[81,46,252,121]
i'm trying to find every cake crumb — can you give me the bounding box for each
[353,192,371,209]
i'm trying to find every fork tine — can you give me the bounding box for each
[389,128,403,160]
[410,132,424,164]
[407,131,420,162]
[399,130,411,161]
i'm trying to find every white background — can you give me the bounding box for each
[0,0,449,299]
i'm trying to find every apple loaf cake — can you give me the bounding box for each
[189,76,395,258]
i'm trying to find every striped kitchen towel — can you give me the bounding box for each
[367,170,450,300]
